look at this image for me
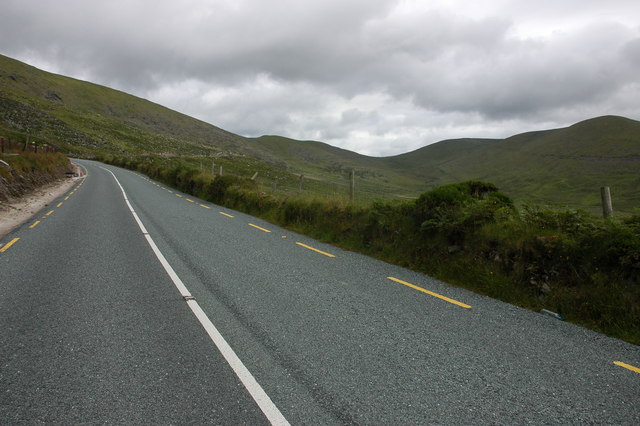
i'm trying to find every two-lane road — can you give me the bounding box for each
[1,160,638,424]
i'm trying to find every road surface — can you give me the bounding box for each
[1,160,638,424]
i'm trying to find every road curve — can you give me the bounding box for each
[1,160,638,424]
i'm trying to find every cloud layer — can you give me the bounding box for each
[1,0,639,155]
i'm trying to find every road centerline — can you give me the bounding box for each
[249,223,271,233]
[387,276,472,309]
[295,242,335,258]
[614,361,640,373]
[0,237,20,253]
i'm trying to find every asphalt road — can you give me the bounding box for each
[1,160,638,424]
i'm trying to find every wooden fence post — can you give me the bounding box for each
[601,186,613,219]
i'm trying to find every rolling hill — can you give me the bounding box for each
[0,54,267,158]
[389,116,640,212]
[1,53,639,212]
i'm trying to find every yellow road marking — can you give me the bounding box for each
[56,202,63,207]
[45,210,54,216]
[249,223,271,233]
[0,238,20,253]
[186,199,195,203]
[64,196,69,200]
[614,361,640,373]
[387,277,472,309]
[176,194,183,198]
[29,221,41,229]
[296,242,335,258]
[219,212,234,218]
[199,204,211,209]
[69,191,75,195]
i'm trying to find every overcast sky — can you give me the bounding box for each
[1,0,639,156]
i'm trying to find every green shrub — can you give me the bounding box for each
[415,181,514,244]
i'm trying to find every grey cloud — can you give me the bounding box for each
[622,38,640,67]
[391,21,639,121]
[1,0,639,156]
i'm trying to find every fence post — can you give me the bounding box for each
[601,186,613,219]
[219,165,223,176]
[211,160,215,176]
[298,174,304,193]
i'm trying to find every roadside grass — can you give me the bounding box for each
[99,154,640,345]
[101,154,420,205]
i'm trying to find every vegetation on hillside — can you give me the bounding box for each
[0,54,250,156]
[101,155,640,345]
[2,54,640,212]
[389,116,640,214]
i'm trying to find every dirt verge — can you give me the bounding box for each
[0,163,82,238]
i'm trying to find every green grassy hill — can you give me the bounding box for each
[0,54,255,156]
[0,54,424,200]
[1,53,639,212]
[417,116,640,213]
[383,138,501,186]
[249,135,427,199]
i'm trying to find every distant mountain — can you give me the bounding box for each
[1,54,639,212]
[394,116,640,212]
[383,138,501,183]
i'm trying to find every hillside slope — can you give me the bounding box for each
[1,54,639,211]
[432,116,640,212]
[383,138,501,184]
[0,54,419,196]
[0,54,257,156]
